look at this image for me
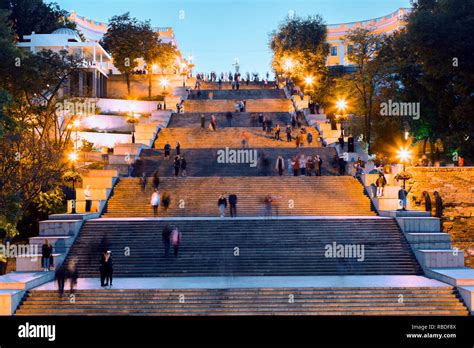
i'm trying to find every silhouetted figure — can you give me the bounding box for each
[226,112,233,127]
[164,142,171,160]
[67,259,78,294]
[104,251,113,287]
[140,173,147,192]
[162,193,171,211]
[41,240,53,271]
[218,194,228,218]
[55,264,66,297]
[162,224,172,257]
[229,194,238,217]
[152,171,160,190]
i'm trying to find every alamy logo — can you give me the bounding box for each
[217,147,258,167]
[0,243,39,261]
[380,100,420,120]
[324,242,365,262]
[18,322,56,341]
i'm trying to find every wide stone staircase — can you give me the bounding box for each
[62,218,419,277]
[102,176,375,217]
[16,287,468,315]
[135,147,338,177]
[14,83,471,317]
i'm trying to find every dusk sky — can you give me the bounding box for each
[52,0,412,74]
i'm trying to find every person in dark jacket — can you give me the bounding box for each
[99,251,108,287]
[104,251,113,287]
[164,142,171,160]
[338,157,346,175]
[218,194,228,218]
[286,125,292,142]
[162,192,171,211]
[173,155,181,177]
[152,171,160,190]
[162,224,172,257]
[398,185,412,211]
[140,172,147,192]
[55,264,66,297]
[41,240,53,271]
[226,111,233,127]
[200,114,206,129]
[228,194,237,217]
[176,141,181,156]
[275,155,285,176]
[180,155,187,177]
[317,155,323,176]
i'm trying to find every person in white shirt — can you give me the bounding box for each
[150,190,161,217]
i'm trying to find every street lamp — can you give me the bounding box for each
[397,146,412,187]
[336,98,348,114]
[335,97,349,136]
[127,111,140,144]
[68,152,78,214]
[304,75,314,86]
[160,77,169,91]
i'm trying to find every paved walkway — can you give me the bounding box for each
[34,275,448,291]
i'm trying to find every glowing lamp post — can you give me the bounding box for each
[335,97,349,135]
[304,75,314,87]
[127,111,140,144]
[160,77,169,92]
[336,98,348,115]
[396,147,412,188]
[68,152,78,214]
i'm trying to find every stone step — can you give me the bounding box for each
[16,287,468,316]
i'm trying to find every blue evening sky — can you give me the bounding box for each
[51,0,411,74]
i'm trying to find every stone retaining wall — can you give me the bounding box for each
[406,167,474,267]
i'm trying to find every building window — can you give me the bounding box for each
[347,45,353,55]
[331,46,338,56]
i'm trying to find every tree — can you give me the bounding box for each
[139,22,178,98]
[102,13,143,97]
[139,21,161,98]
[0,8,82,239]
[375,0,474,161]
[1,0,75,39]
[343,28,385,154]
[269,14,329,95]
